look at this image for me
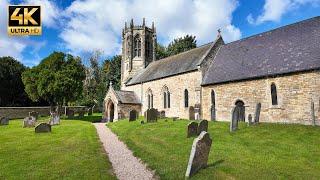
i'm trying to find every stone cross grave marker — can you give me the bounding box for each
[185,131,213,178]
[23,116,36,128]
[29,111,39,120]
[129,110,138,121]
[187,122,198,138]
[230,107,238,132]
[145,108,158,123]
[189,106,195,120]
[49,112,60,125]
[254,103,261,124]
[0,117,9,126]
[197,120,208,135]
[35,123,51,133]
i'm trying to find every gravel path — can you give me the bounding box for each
[94,123,156,180]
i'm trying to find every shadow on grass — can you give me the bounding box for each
[62,115,103,123]
[206,159,224,169]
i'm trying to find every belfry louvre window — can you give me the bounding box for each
[184,89,189,107]
[271,83,278,105]
[134,35,141,57]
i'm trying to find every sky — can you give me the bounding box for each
[0,0,319,67]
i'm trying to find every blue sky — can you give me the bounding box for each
[1,0,319,67]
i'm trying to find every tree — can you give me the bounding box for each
[22,52,86,110]
[156,35,197,59]
[106,55,121,90]
[0,57,31,106]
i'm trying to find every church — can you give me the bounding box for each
[104,16,320,125]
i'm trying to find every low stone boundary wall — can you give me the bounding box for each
[0,106,88,119]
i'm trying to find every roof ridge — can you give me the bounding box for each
[224,16,320,46]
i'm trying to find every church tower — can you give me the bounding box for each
[121,18,157,88]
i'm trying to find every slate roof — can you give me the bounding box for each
[202,16,320,85]
[126,42,213,85]
[114,90,140,104]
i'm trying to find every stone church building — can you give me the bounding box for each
[104,17,320,125]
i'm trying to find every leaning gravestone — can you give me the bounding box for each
[67,109,75,119]
[248,114,253,126]
[187,122,198,138]
[35,123,51,133]
[189,106,195,120]
[197,120,208,135]
[49,112,60,125]
[230,107,238,132]
[254,103,261,124]
[129,110,138,121]
[29,111,39,120]
[145,108,158,123]
[185,131,213,178]
[23,116,36,128]
[0,117,9,126]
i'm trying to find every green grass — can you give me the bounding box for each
[0,118,116,180]
[108,118,320,180]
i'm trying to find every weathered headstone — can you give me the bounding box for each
[254,103,261,124]
[29,111,39,120]
[187,122,198,138]
[230,107,238,132]
[311,101,316,126]
[49,112,60,125]
[197,120,208,135]
[67,109,75,119]
[35,123,51,133]
[129,110,138,121]
[248,114,253,126]
[145,108,158,123]
[78,111,85,118]
[159,111,166,118]
[23,116,36,128]
[0,117,9,126]
[185,131,213,178]
[173,117,178,121]
[189,106,195,120]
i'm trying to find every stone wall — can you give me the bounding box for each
[0,106,87,119]
[124,70,202,119]
[202,71,320,125]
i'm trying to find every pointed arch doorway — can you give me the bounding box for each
[106,100,115,122]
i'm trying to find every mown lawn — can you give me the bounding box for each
[108,118,320,180]
[0,118,116,180]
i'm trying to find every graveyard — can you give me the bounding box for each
[0,116,116,179]
[108,117,320,179]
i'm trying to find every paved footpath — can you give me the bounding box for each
[94,123,156,180]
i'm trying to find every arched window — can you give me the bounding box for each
[162,86,170,109]
[211,90,215,106]
[271,83,278,105]
[147,89,153,109]
[184,89,189,107]
[134,35,141,57]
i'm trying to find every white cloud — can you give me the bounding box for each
[60,0,241,56]
[248,0,320,25]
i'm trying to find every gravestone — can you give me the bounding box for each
[159,111,166,118]
[0,117,9,126]
[67,109,74,119]
[185,131,213,178]
[23,116,36,128]
[254,103,261,124]
[189,106,195,120]
[78,111,85,118]
[197,120,208,135]
[145,108,158,123]
[29,111,39,120]
[230,107,238,132]
[129,110,138,121]
[248,114,253,126]
[311,101,316,126]
[49,112,60,125]
[173,117,178,121]
[187,122,198,138]
[35,123,51,133]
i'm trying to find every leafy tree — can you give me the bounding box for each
[0,57,30,106]
[22,52,86,109]
[156,35,197,59]
[106,55,121,90]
